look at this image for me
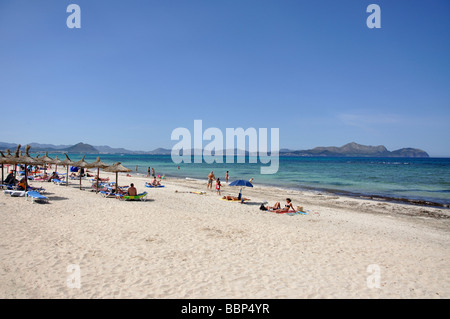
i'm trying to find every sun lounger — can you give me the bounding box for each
[27,186,46,193]
[3,189,26,197]
[145,183,165,188]
[26,191,49,203]
[99,190,119,198]
[52,179,67,186]
[119,192,148,201]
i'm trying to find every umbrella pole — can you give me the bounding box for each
[116,172,118,193]
[25,166,28,191]
[1,165,3,184]
[66,165,69,186]
[79,167,82,190]
[97,167,99,193]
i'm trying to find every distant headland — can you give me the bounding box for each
[0,141,429,158]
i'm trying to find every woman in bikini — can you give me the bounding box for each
[265,198,295,213]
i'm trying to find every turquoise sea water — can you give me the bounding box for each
[53,154,450,207]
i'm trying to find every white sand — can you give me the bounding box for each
[1,172,449,298]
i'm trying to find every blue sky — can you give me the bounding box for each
[1,0,449,156]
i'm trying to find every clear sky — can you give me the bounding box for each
[1,0,449,156]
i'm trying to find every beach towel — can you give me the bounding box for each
[286,211,308,216]
[120,192,148,201]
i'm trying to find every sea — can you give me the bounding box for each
[48,154,450,208]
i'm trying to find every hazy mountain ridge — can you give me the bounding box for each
[0,141,429,157]
[281,142,429,158]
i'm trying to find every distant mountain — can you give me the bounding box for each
[0,141,430,157]
[28,143,70,150]
[94,145,137,154]
[0,142,20,150]
[390,148,429,158]
[147,148,172,155]
[65,142,99,154]
[280,142,429,158]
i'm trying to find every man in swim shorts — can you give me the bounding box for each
[207,171,215,190]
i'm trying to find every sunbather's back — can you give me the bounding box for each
[127,184,137,196]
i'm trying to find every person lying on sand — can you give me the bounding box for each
[222,195,250,201]
[262,198,295,213]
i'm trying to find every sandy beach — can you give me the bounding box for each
[1,172,449,299]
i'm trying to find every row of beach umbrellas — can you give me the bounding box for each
[0,144,131,193]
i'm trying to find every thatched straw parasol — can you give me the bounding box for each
[53,155,64,174]
[87,157,110,193]
[8,145,22,181]
[73,155,90,190]
[2,149,13,175]
[59,154,75,187]
[38,152,56,173]
[103,162,132,193]
[0,151,7,183]
[20,145,38,190]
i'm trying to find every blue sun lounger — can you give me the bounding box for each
[3,189,26,197]
[52,179,67,186]
[26,191,49,203]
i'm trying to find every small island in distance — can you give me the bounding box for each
[0,141,429,157]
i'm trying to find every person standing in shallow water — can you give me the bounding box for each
[226,171,229,183]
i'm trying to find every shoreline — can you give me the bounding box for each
[123,173,450,220]
[134,172,450,211]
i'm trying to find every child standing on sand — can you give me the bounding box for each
[215,178,221,195]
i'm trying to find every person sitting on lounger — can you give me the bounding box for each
[17,178,27,190]
[127,183,137,196]
[151,177,161,186]
[4,172,16,185]
[48,172,60,182]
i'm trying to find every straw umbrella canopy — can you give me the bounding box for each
[0,149,18,184]
[73,155,90,190]
[53,155,64,174]
[59,153,75,187]
[8,145,22,181]
[19,145,38,190]
[2,149,13,175]
[87,157,110,193]
[103,162,132,193]
[38,152,56,173]
[0,151,7,183]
